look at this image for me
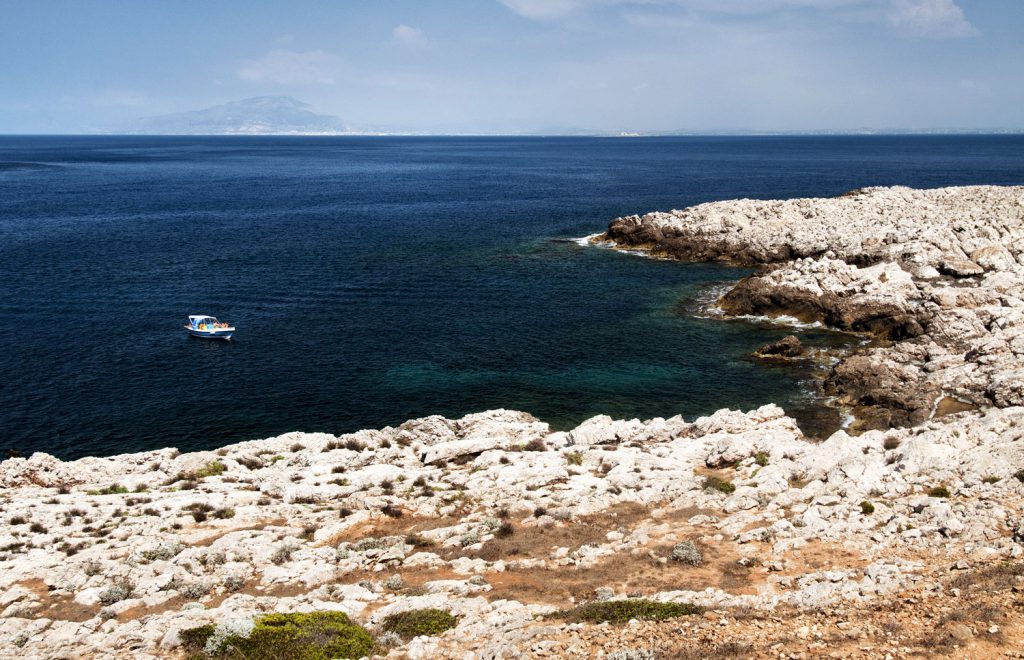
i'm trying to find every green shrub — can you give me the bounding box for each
[181,611,374,659]
[860,501,875,515]
[195,461,227,479]
[703,476,735,494]
[380,608,457,640]
[555,599,703,624]
[927,486,951,498]
[753,452,769,467]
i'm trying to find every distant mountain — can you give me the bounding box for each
[120,96,354,135]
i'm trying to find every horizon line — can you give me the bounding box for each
[3,130,1024,138]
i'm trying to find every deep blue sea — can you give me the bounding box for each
[2,135,1023,460]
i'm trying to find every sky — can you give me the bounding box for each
[0,0,1022,133]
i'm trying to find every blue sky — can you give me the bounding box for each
[1,0,1021,133]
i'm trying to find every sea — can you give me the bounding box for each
[3,135,1023,460]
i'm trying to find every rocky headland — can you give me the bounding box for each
[606,185,1024,431]
[3,186,1024,659]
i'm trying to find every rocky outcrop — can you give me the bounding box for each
[604,186,1024,431]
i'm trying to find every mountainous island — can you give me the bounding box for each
[119,96,356,135]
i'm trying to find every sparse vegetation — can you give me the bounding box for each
[565,451,584,466]
[927,485,951,498]
[555,599,703,624]
[860,501,876,515]
[982,476,1001,484]
[524,438,547,452]
[753,451,769,467]
[380,608,457,640]
[883,437,901,451]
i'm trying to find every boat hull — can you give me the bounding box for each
[185,328,233,340]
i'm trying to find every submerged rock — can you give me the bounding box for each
[754,335,805,359]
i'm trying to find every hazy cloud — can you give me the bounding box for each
[498,0,583,20]
[887,0,978,38]
[391,24,427,46]
[238,49,341,85]
[500,0,979,40]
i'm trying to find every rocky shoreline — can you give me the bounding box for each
[3,186,1024,659]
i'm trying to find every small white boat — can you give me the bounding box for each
[184,315,234,340]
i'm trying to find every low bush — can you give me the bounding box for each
[194,461,227,479]
[87,484,128,496]
[565,451,584,466]
[380,608,457,640]
[860,501,875,515]
[555,599,703,624]
[753,451,769,467]
[524,439,546,452]
[182,611,374,659]
[928,486,951,498]
[703,476,735,494]
[98,579,134,605]
[405,533,433,548]
[670,541,702,566]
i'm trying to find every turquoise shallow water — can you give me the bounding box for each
[2,135,1023,459]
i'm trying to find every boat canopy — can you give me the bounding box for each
[188,315,218,328]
